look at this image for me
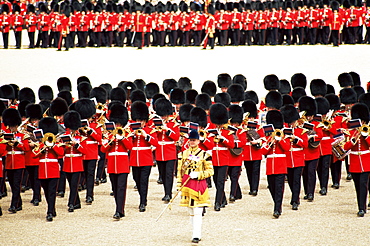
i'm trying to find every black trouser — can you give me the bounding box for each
[205,37,215,49]
[51,31,60,48]
[13,30,21,48]
[267,174,285,213]
[94,32,102,47]
[331,30,340,46]
[96,147,106,181]
[157,160,175,197]
[132,166,151,205]
[157,31,166,46]
[117,31,125,47]
[232,29,240,45]
[22,169,30,188]
[317,155,331,190]
[330,159,342,185]
[106,31,113,47]
[270,28,278,45]
[213,166,228,205]
[364,27,370,43]
[144,32,151,46]
[351,172,370,211]
[110,173,128,214]
[244,160,261,192]
[28,32,35,48]
[193,30,201,46]
[219,30,228,46]
[322,26,330,44]
[83,159,97,199]
[169,30,178,46]
[69,31,76,48]
[285,29,292,45]
[7,169,24,208]
[26,166,41,202]
[244,30,253,45]
[308,28,317,44]
[287,166,303,205]
[40,31,49,48]
[228,166,242,198]
[40,178,58,215]
[356,25,363,44]
[57,159,66,193]
[2,32,9,48]
[78,31,88,47]
[303,159,319,197]
[348,26,356,44]
[134,32,143,48]
[297,27,305,45]
[182,31,190,46]
[257,29,266,45]
[88,29,95,46]
[66,172,81,206]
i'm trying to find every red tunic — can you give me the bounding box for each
[26,13,38,32]
[80,122,102,160]
[129,125,158,167]
[3,132,30,169]
[262,138,290,175]
[304,121,323,161]
[229,128,246,166]
[12,14,24,31]
[155,122,180,161]
[344,130,370,173]
[215,12,230,30]
[285,127,308,168]
[243,12,255,30]
[62,132,87,173]
[36,144,64,179]
[101,134,132,174]
[242,125,265,161]
[208,128,234,167]
[0,144,6,178]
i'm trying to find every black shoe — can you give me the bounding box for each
[229,195,236,202]
[307,193,314,201]
[139,204,146,212]
[221,200,227,208]
[214,202,221,211]
[113,212,122,220]
[292,202,299,210]
[134,185,138,190]
[192,238,200,243]
[368,203,370,208]
[100,178,107,183]
[57,191,65,198]
[357,210,365,217]
[110,192,114,196]
[303,195,308,200]
[319,187,327,195]
[33,199,40,206]
[78,184,82,191]
[8,206,17,213]
[157,178,163,184]
[57,49,62,51]
[68,204,74,212]
[346,174,352,180]
[95,179,100,185]
[74,204,81,210]
[46,213,53,221]
[162,195,171,202]
[332,183,340,189]
[0,206,2,216]
[273,211,280,218]
[86,196,93,204]
[249,190,258,196]
[21,185,26,193]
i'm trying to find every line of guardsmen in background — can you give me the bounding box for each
[1,0,370,50]
[0,70,370,222]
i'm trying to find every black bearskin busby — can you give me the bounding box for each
[325,94,341,110]
[78,81,92,99]
[100,84,112,99]
[109,104,129,126]
[338,72,354,88]
[292,87,307,103]
[359,93,370,110]
[349,71,361,86]
[233,74,247,90]
[326,84,335,95]
[227,84,245,102]
[214,93,231,107]
[185,89,198,104]
[339,88,357,105]
[57,91,73,106]
[353,85,365,100]
[278,79,291,95]
[90,87,107,104]
[50,97,69,117]
[0,85,15,100]
[242,100,258,118]
[217,73,232,89]
[110,87,126,105]
[25,104,43,120]
[155,98,173,117]
[280,104,300,124]
[64,110,82,130]
[229,104,243,124]
[38,117,59,135]
[179,104,194,123]
[19,87,35,103]
[38,85,54,101]
[2,108,22,127]
[291,73,307,89]
[310,79,327,97]
[131,101,149,122]
[263,74,280,91]
[170,88,185,105]
[351,103,369,123]
[315,97,330,115]
[190,107,207,128]
[201,81,217,97]
[283,94,294,106]
[145,83,160,99]
[134,79,146,91]
[74,98,96,119]
[244,90,259,104]
[210,103,229,125]
[77,76,90,85]
[266,110,284,129]
[178,77,192,91]
[298,96,317,116]
[265,91,283,109]
[195,93,212,111]
[130,89,146,103]
[163,79,178,95]
[18,101,30,118]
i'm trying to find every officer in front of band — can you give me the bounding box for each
[154,98,180,202]
[343,103,370,217]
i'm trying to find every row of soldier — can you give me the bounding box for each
[1,0,370,49]
[0,70,370,223]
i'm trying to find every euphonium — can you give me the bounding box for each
[360,124,370,135]
[113,127,125,140]
[43,133,56,147]
[271,129,284,139]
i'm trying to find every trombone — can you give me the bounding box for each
[351,124,370,145]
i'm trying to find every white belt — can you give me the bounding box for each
[86,141,98,144]
[39,159,58,162]
[132,147,151,150]
[213,147,228,151]
[108,152,128,156]
[245,143,251,146]
[7,151,24,155]
[322,137,331,140]
[158,141,175,145]
[350,150,370,156]
[65,154,82,157]
[291,148,303,152]
[266,154,286,158]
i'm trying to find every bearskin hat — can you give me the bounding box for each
[349,72,361,86]
[331,0,340,10]
[210,103,228,125]
[133,79,146,92]
[178,77,192,91]
[25,103,43,120]
[77,76,90,85]
[19,87,35,103]
[339,88,357,105]
[121,82,137,94]
[263,74,280,91]
[152,94,166,109]
[18,101,30,118]
[298,96,317,116]
[0,100,7,116]
[282,94,294,106]
[39,100,50,115]
[74,98,96,119]
[155,98,173,117]
[109,104,129,126]
[278,79,291,95]
[2,108,21,127]
[185,89,198,104]
[280,105,300,124]
[131,101,149,121]
[50,97,69,117]
[244,90,259,104]
[291,73,307,89]
[130,89,146,103]
[229,105,243,124]
[57,91,72,106]
[214,93,231,107]
[170,88,185,105]
[292,87,307,103]
[326,84,335,95]
[190,107,207,128]
[353,85,365,100]
[242,100,257,118]
[38,117,58,135]
[201,81,217,97]
[163,79,178,95]
[265,91,283,109]
[110,87,126,105]
[179,104,194,123]
[227,84,245,102]
[38,85,54,101]
[0,85,15,100]
[315,97,330,115]
[100,83,112,99]
[1,3,10,13]
[9,84,19,99]
[195,93,212,111]
[57,77,72,91]
[338,73,354,88]
[78,81,92,99]
[90,87,107,104]
[359,93,370,110]
[266,110,284,129]
[144,83,160,99]
[217,73,232,89]
[351,103,370,123]
[233,74,247,90]
[325,94,341,110]
[63,110,82,130]
[310,79,327,97]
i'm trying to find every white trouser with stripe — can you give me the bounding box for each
[188,207,203,239]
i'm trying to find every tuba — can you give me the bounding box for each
[43,133,57,147]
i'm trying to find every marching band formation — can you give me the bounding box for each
[1,0,370,50]
[0,72,370,243]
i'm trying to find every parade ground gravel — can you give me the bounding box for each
[1,43,370,245]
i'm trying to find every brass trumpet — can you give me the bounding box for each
[265,129,284,147]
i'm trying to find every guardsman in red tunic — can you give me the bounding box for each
[116,5,126,47]
[308,2,319,44]
[283,3,295,45]
[1,4,11,49]
[296,1,308,45]
[78,7,89,47]
[34,117,64,221]
[57,6,71,51]
[321,1,332,44]
[50,4,62,48]
[255,2,268,45]
[208,103,234,211]
[155,7,168,47]
[153,99,180,202]
[329,1,344,46]
[38,4,50,48]
[168,4,180,46]
[25,4,37,48]
[203,6,216,49]
[2,108,30,213]
[268,2,280,45]
[230,3,242,45]
[215,4,230,46]
[75,99,102,205]
[68,7,79,48]
[93,6,104,47]
[343,103,370,217]
[61,111,87,213]
[180,4,192,46]
[364,2,370,44]
[132,3,146,49]
[143,6,154,47]
[192,5,205,46]
[0,142,5,216]
[11,4,23,49]
[129,101,158,212]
